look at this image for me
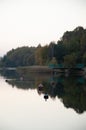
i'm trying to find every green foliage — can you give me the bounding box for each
[64,53,77,67]
[59,26,86,66]
[48,42,56,60]
[0,26,86,67]
[82,53,86,65]
[62,26,84,53]
[1,47,36,67]
[55,41,66,63]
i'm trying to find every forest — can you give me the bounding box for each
[0,26,86,67]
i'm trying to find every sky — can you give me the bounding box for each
[0,0,86,56]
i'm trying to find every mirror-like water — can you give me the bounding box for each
[0,69,86,130]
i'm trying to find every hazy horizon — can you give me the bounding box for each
[0,0,86,56]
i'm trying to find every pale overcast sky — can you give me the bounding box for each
[0,0,86,56]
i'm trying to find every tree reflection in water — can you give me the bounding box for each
[0,69,86,114]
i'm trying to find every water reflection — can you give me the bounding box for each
[0,69,86,114]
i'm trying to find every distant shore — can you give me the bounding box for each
[17,66,52,73]
[0,66,86,75]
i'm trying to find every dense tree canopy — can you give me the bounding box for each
[0,26,86,67]
[1,46,36,67]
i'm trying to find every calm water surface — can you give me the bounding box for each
[0,70,86,130]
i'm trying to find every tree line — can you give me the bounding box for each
[0,26,86,67]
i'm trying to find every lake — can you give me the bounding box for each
[0,69,86,130]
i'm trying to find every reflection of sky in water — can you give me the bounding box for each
[0,76,86,130]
